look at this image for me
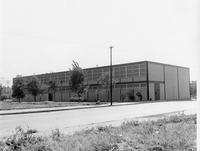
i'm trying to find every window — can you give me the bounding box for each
[141,83,147,87]
[120,66,126,78]
[86,70,92,81]
[127,64,139,77]
[114,67,120,78]
[92,69,99,80]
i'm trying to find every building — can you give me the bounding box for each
[13,61,190,102]
[0,86,12,99]
[190,81,197,99]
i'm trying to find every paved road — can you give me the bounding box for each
[0,101,197,137]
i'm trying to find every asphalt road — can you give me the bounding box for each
[0,101,197,137]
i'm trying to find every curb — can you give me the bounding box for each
[0,100,195,116]
[0,104,110,116]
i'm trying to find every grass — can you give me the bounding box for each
[0,114,196,151]
[0,101,106,110]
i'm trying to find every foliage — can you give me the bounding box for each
[127,89,135,101]
[0,101,104,110]
[48,80,57,101]
[48,80,57,93]
[1,127,40,151]
[0,84,2,97]
[97,72,110,89]
[26,77,44,102]
[12,78,25,102]
[97,72,117,89]
[190,81,197,99]
[96,72,117,102]
[0,114,196,151]
[69,61,85,98]
[136,91,143,101]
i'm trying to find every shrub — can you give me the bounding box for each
[127,89,135,101]
[0,114,196,151]
[136,92,143,101]
[1,127,39,151]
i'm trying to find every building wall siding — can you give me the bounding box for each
[13,61,190,102]
[149,83,155,100]
[178,67,190,99]
[165,65,178,100]
[159,83,165,100]
[148,63,164,82]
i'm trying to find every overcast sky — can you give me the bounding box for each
[0,0,199,86]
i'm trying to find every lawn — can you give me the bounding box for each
[0,101,105,110]
[0,114,196,151]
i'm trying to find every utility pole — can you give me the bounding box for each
[109,46,113,106]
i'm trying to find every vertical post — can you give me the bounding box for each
[146,61,149,100]
[110,46,113,105]
[60,80,63,102]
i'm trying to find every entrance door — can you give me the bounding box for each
[48,93,53,101]
[155,83,160,100]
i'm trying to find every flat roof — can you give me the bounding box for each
[14,60,189,79]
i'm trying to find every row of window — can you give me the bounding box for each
[85,63,147,81]
[89,83,147,90]
[22,63,146,84]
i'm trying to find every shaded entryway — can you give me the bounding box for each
[48,93,53,101]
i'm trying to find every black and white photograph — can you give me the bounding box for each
[0,0,199,150]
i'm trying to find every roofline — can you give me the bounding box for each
[147,61,190,69]
[13,60,189,79]
[83,61,147,70]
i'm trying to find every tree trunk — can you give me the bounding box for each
[107,89,109,102]
[54,92,55,102]
[18,98,21,103]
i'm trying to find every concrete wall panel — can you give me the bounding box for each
[178,68,190,99]
[113,88,120,101]
[88,90,96,101]
[148,63,164,81]
[55,92,60,101]
[149,83,155,100]
[160,83,165,100]
[165,66,178,100]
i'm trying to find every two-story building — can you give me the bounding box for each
[13,61,190,102]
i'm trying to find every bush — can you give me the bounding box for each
[0,95,8,101]
[1,127,39,151]
[0,114,196,151]
[136,92,143,101]
[127,89,135,101]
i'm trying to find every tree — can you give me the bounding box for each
[48,80,57,101]
[12,78,25,102]
[69,61,85,99]
[127,89,135,101]
[97,72,117,102]
[0,84,2,97]
[26,77,43,102]
[136,92,143,101]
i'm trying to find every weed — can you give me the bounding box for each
[0,114,196,151]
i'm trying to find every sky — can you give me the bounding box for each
[0,0,199,86]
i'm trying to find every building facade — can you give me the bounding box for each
[13,61,190,102]
[0,86,12,99]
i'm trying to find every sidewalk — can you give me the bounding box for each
[0,102,137,115]
[0,100,195,116]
